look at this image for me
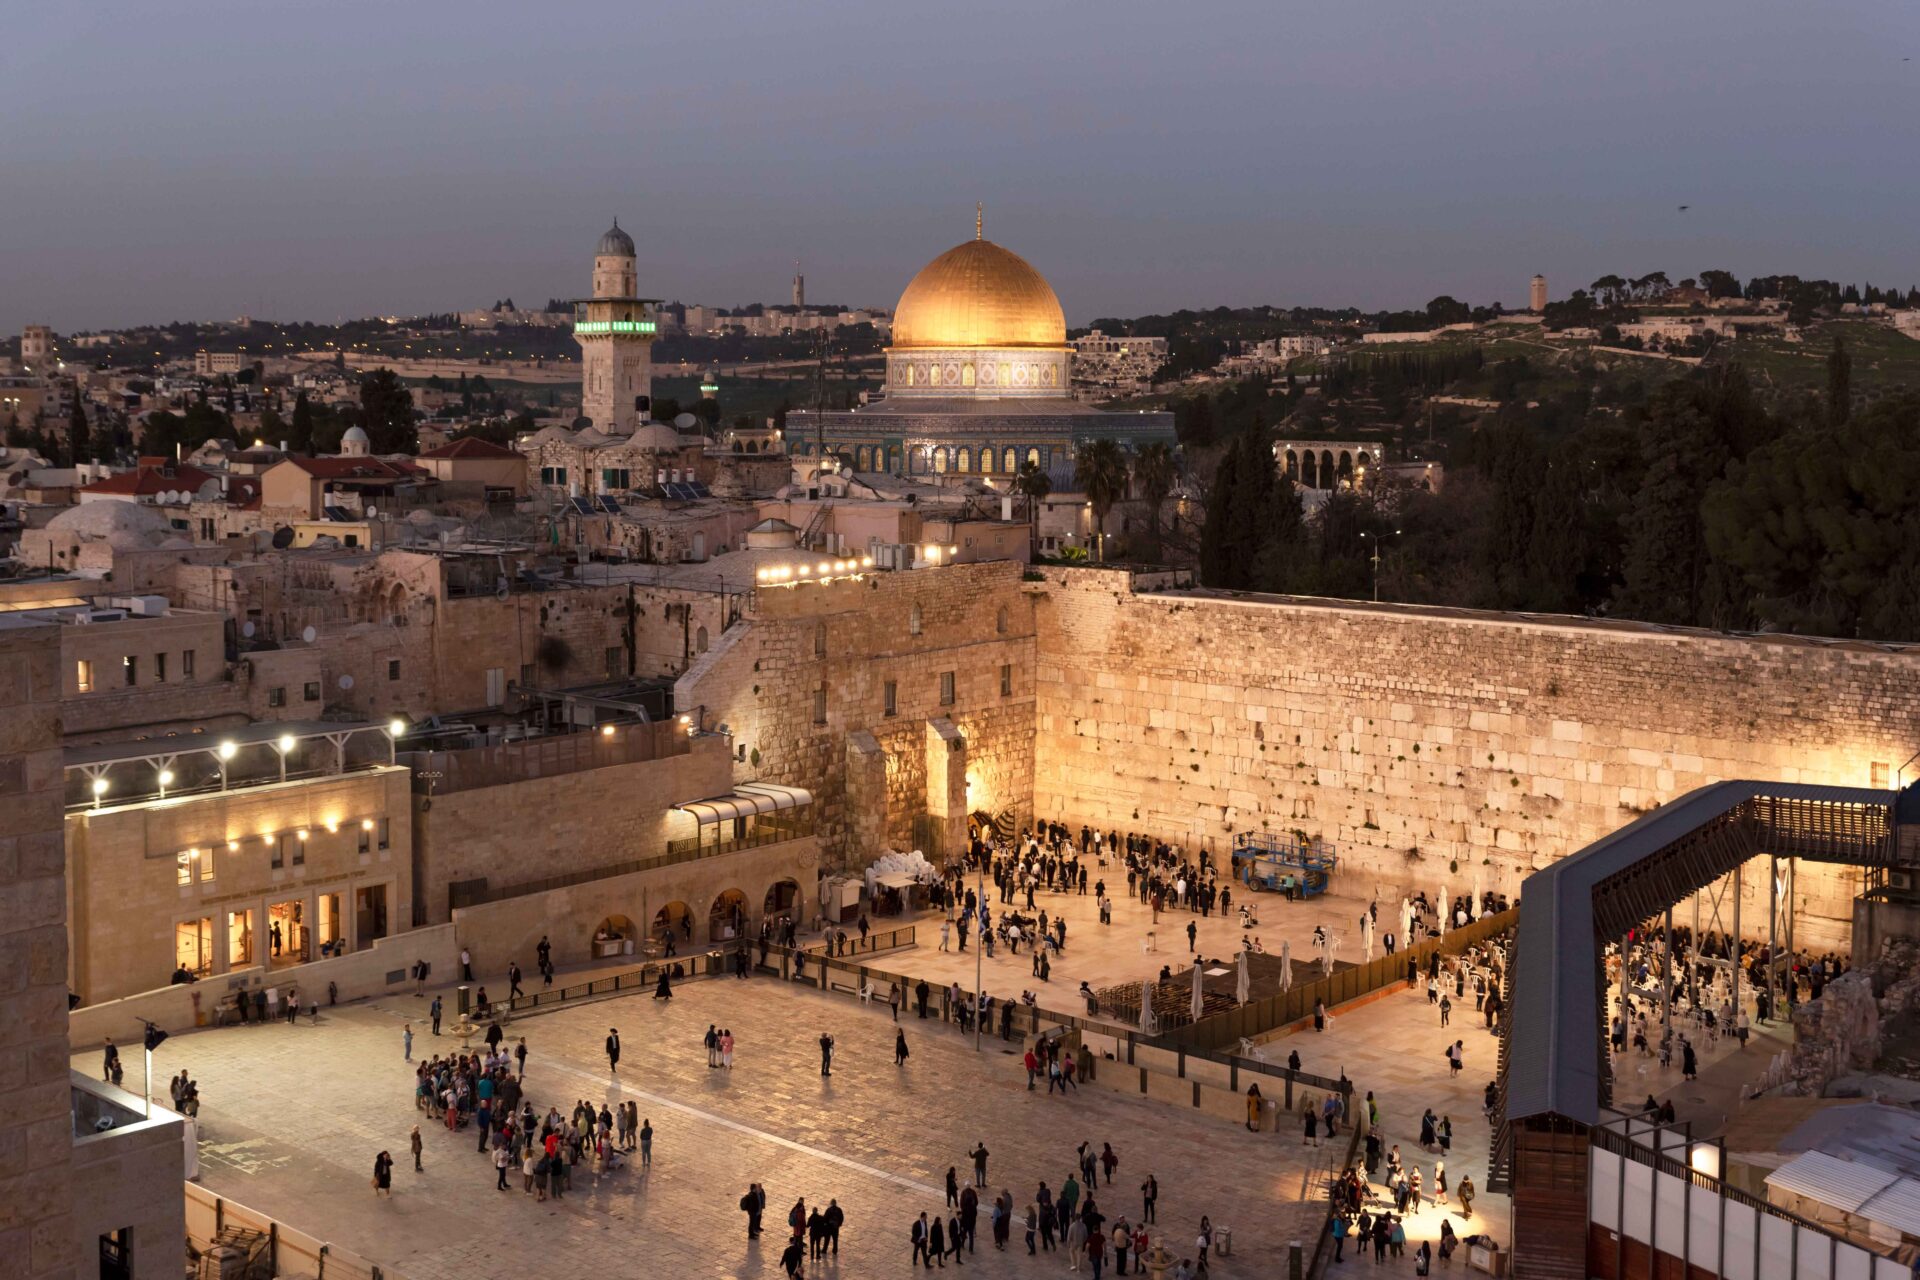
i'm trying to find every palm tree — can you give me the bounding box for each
[1074,438,1129,562]
[1012,460,1052,560]
[1133,441,1176,558]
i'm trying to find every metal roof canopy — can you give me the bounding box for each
[676,781,812,826]
[1503,781,1901,1129]
[1766,1150,1899,1214]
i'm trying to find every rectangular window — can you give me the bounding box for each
[303,681,321,702]
[940,671,955,707]
[271,836,286,870]
[378,818,391,851]
[76,659,93,693]
[883,680,897,717]
[1001,663,1012,697]
[182,649,195,677]
[813,686,827,725]
[1872,761,1891,789]
[485,668,506,706]
[123,655,137,686]
[176,851,193,887]
[605,646,623,678]
[388,659,401,681]
[358,823,371,855]
[292,833,305,867]
[154,652,167,683]
[200,847,214,882]
[519,663,534,689]
[268,687,286,708]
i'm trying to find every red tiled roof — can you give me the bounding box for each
[280,455,429,480]
[417,436,521,460]
[81,462,220,497]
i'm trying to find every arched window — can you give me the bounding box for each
[695,626,709,654]
[978,444,996,473]
[962,364,976,387]
[1026,446,1041,469]
[933,447,949,474]
[955,447,971,473]
[856,446,871,470]
[909,604,923,636]
[1003,446,1018,473]
[886,447,899,472]
[996,606,1008,635]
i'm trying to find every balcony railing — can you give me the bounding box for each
[449,820,814,911]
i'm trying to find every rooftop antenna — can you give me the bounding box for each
[975,202,984,241]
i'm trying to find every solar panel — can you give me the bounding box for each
[323,505,354,522]
[568,496,595,515]
[595,496,622,514]
[660,481,710,501]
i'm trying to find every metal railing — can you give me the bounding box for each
[1163,907,1518,1052]
[799,924,918,958]
[496,947,734,1016]
[411,721,689,796]
[1307,1101,1368,1279]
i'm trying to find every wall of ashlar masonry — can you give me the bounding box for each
[676,559,1037,871]
[1030,568,1920,950]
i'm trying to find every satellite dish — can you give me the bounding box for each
[673,413,697,431]
[366,507,379,519]
[301,625,318,644]
[338,674,354,690]
[241,621,256,638]
[270,526,295,549]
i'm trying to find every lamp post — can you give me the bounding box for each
[275,734,296,783]
[1358,528,1402,603]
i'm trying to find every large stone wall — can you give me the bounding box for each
[0,623,75,1277]
[1031,569,1920,947]
[678,560,1036,870]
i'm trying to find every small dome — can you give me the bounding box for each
[341,425,369,443]
[572,427,614,447]
[630,423,685,451]
[596,220,635,257]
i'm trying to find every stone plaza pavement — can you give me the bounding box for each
[103,972,1332,1280]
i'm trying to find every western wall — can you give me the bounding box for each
[1030,567,1920,949]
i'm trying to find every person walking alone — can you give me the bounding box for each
[896,1029,911,1066]
[606,1028,621,1074]
[402,1022,413,1062]
[819,1031,835,1077]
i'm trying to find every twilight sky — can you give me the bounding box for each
[4,1,1917,333]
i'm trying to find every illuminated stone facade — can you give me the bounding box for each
[574,221,658,433]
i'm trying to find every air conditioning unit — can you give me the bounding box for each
[107,595,169,617]
[1889,869,1915,893]
[65,608,128,625]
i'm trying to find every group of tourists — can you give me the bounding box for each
[393,1036,654,1204]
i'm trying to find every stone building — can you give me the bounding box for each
[573,220,659,433]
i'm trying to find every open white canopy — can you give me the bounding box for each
[675,781,813,826]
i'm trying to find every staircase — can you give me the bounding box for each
[800,496,835,551]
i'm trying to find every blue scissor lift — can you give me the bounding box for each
[1233,832,1338,898]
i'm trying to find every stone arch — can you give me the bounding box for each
[695,625,709,654]
[708,888,748,943]
[652,900,692,944]
[1003,446,1018,474]
[856,445,872,470]
[594,914,634,952]
[386,583,407,622]
[955,447,971,473]
[1319,450,1336,489]
[1300,451,1318,489]
[996,605,1009,634]
[1283,449,1299,481]
[933,447,949,474]
[763,878,802,921]
[886,446,900,472]
[1337,451,1354,486]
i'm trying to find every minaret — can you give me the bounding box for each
[792,262,805,310]
[575,220,658,432]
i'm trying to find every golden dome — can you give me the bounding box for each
[891,238,1067,350]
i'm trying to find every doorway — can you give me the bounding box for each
[355,884,389,947]
[226,909,254,968]
[267,900,307,965]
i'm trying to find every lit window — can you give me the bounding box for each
[76,660,93,693]
[177,851,193,886]
[201,848,215,882]
[909,604,922,637]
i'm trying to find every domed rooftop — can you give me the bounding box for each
[46,500,174,548]
[596,220,635,257]
[891,236,1066,351]
[629,422,686,451]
